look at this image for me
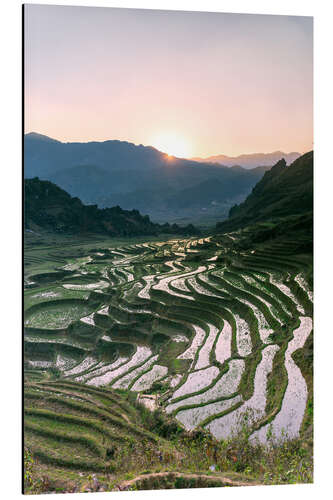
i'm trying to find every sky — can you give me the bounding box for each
[24,5,313,158]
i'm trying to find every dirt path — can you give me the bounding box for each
[117,471,258,490]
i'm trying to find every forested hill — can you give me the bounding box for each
[216,151,313,232]
[24,178,199,237]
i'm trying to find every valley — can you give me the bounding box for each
[24,219,313,492]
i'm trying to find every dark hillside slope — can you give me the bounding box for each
[24,178,199,237]
[216,151,313,232]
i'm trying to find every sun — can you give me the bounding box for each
[150,132,192,159]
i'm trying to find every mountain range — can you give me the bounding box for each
[192,151,301,168]
[24,133,272,225]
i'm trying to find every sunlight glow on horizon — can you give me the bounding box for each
[149,132,193,159]
[24,6,313,157]
[25,128,312,159]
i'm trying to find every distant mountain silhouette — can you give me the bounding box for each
[192,151,301,168]
[25,131,61,143]
[24,133,270,223]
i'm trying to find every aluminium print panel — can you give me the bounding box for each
[23,3,313,494]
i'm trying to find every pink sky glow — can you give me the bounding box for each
[24,5,313,158]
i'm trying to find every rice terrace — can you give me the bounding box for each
[24,154,313,492]
[23,5,313,495]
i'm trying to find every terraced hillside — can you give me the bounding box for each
[24,228,313,488]
[24,376,262,492]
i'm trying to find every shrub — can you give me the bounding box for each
[24,447,35,491]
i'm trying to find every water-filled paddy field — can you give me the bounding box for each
[24,231,313,444]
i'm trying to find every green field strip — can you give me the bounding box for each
[243,272,298,318]
[291,329,313,438]
[26,385,127,422]
[250,322,300,435]
[249,249,308,269]
[123,357,163,391]
[112,268,128,284]
[24,334,93,352]
[24,286,90,310]
[201,400,244,427]
[232,257,284,276]
[24,420,105,458]
[61,272,103,284]
[74,359,125,384]
[27,270,76,285]
[92,312,115,329]
[167,360,244,416]
[24,406,133,446]
[25,386,93,405]
[149,315,193,339]
[24,325,68,337]
[157,336,196,375]
[264,275,303,314]
[170,392,241,418]
[106,269,123,285]
[153,300,239,359]
[119,296,155,313]
[158,302,223,336]
[237,347,265,402]
[168,279,193,297]
[239,254,297,274]
[24,399,154,445]
[25,436,108,471]
[197,272,281,332]
[150,286,230,328]
[192,273,229,300]
[287,276,313,316]
[185,277,259,358]
[110,353,157,388]
[165,363,229,407]
[102,327,151,348]
[210,319,226,366]
[27,384,127,422]
[116,303,159,324]
[107,303,143,323]
[219,271,290,327]
[210,270,291,324]
[264,334,290,418]
[127,363,158,391]
[39,380,137,417]
[191,322,218,371]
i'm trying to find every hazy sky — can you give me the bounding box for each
[24,5,313,157]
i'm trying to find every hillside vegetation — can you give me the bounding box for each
[217,151,313,232]
[25,178,199,237]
